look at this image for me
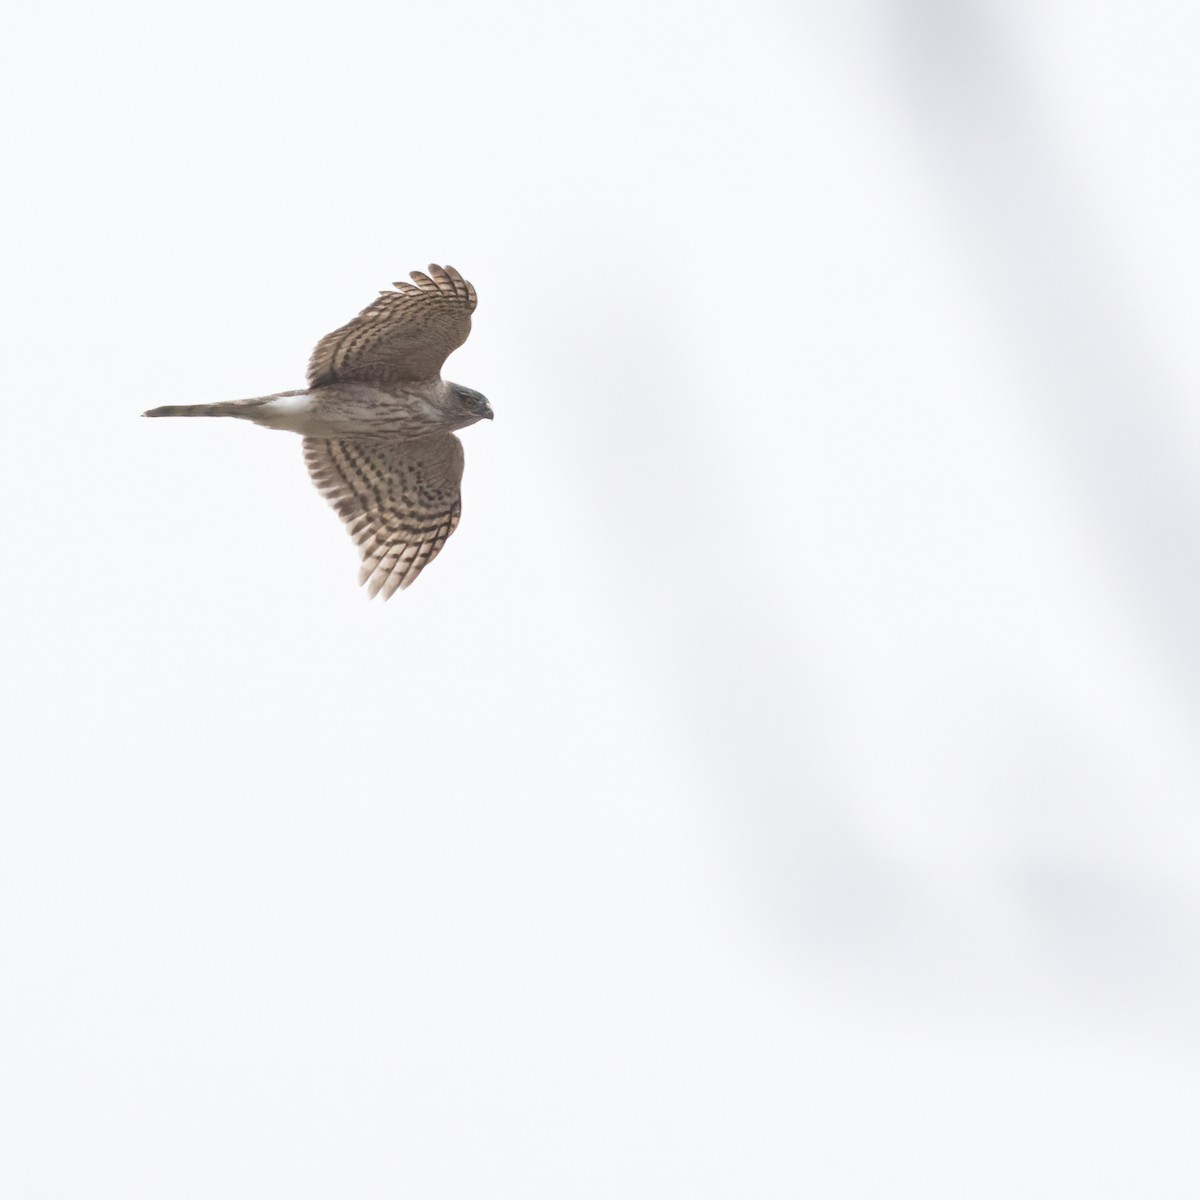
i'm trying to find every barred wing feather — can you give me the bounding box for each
[303,433,465,598]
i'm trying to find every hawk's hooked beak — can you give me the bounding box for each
[483,403,494,420]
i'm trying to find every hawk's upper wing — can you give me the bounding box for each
[306,264,477,389]
[303,432,465,598]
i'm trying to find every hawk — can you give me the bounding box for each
[145,264,491,599]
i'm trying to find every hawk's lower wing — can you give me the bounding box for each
[303,433,465,599]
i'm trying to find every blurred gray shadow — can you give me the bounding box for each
[554,2,1200,1033]
[893,0,1200,711]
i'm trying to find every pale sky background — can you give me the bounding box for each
[3,0,1200,1195]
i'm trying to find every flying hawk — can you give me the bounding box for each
[145,264,491,599]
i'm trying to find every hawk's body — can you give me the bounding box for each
[145,264,492,599]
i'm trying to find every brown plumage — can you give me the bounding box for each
[307,264,477,388]
[145,264,492,598]
[303,434,465,600]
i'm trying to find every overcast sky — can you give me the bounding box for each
[3,1,1200,1195]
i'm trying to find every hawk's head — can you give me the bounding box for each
[449,384,494,424]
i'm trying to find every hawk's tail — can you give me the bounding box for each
[143,391,307,420]
[143,402,247,419]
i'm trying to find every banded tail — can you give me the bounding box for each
[142,390,309,420]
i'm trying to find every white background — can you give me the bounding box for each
[3,1,1200,1195]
